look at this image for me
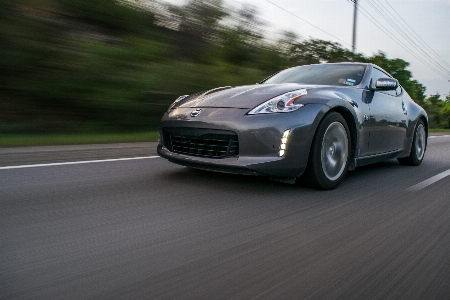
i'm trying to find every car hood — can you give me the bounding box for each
[178,84,320,109]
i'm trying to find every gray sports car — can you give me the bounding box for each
[157,62,428,189]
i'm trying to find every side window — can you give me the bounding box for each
[371,68,397,96]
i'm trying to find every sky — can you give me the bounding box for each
[163,0,450,97]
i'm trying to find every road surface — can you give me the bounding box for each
[1,136,450,299]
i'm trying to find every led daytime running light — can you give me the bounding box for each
[279,129,291,157]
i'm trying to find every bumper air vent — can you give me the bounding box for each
[163,128,239,159]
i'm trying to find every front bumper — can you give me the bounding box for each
[157,104,326,178]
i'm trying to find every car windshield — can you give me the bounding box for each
[261,64,367,86]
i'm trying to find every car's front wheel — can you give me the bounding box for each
[304,112,350,190]
[397,119,426,166]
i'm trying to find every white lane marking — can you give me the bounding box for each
[406,169,450,192]
[429,135,450,139]
[0,156,159,170]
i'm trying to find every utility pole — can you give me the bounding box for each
[352,0,358,52]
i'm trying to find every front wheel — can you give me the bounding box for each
[304,112,350,190]
[397,120,426,166]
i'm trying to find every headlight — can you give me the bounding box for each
[167,95,189,113]
[247,89,307,115]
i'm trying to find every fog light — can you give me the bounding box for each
[279,129,290,157]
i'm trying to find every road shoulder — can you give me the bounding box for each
[0,142,159,167]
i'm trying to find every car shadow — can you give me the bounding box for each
[346,159,402,177]
[154,159,411,199]
[163,166,294,188]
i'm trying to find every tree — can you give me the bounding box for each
[440,94,450,128]
[440,102,450,129]
[290,39,364,66]
[367,52,428,103]
[60,0,156,33]
[424,94,446,128]
[235,3,265,45]
[218,3,267,65]
[168,0,227,58]
[277,30,300,60]
[410,80,426,105]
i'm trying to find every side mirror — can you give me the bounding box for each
[371,78,398,91]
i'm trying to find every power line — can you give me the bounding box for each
[383,0,450,71]
[346,0,448,79]
[264,0,360,51]
[258,0,448,80]
[366,0,448,76]
[348,0,439,69]
[365,0,448,76]
[349,0,449,78]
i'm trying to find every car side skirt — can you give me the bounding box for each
[352,148,406,169]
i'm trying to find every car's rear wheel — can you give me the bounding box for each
[304,112,350,190]
[397,120,426,166]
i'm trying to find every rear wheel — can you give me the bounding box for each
[398,120,426,166]
[304,112,350,190]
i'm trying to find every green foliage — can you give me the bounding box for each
[1,0,447,135]
[290,39,365,65]
[168,0,227,59]
[367,52,417,96]
[59,0,156,33]
[410,80,427,106]
[219,27,253,65]
[440,102,450,129]
[423,93,449,129]
[0,132,159,147]
[256,47,289,73]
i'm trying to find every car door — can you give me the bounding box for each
[366,68,407,155]
[356,91,372,157]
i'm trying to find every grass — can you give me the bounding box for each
[0,131,159,147]
[429,128,450,133]
[1,128,449,148]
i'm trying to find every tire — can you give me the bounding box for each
[303,112,351,190]
[397,120,426,166]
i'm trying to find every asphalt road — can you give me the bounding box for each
[1,136,450,300]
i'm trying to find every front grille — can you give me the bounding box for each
[163,128,239,158]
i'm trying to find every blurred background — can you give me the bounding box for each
[1,0,449,141]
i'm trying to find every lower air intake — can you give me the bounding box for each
[163,128,239,159]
